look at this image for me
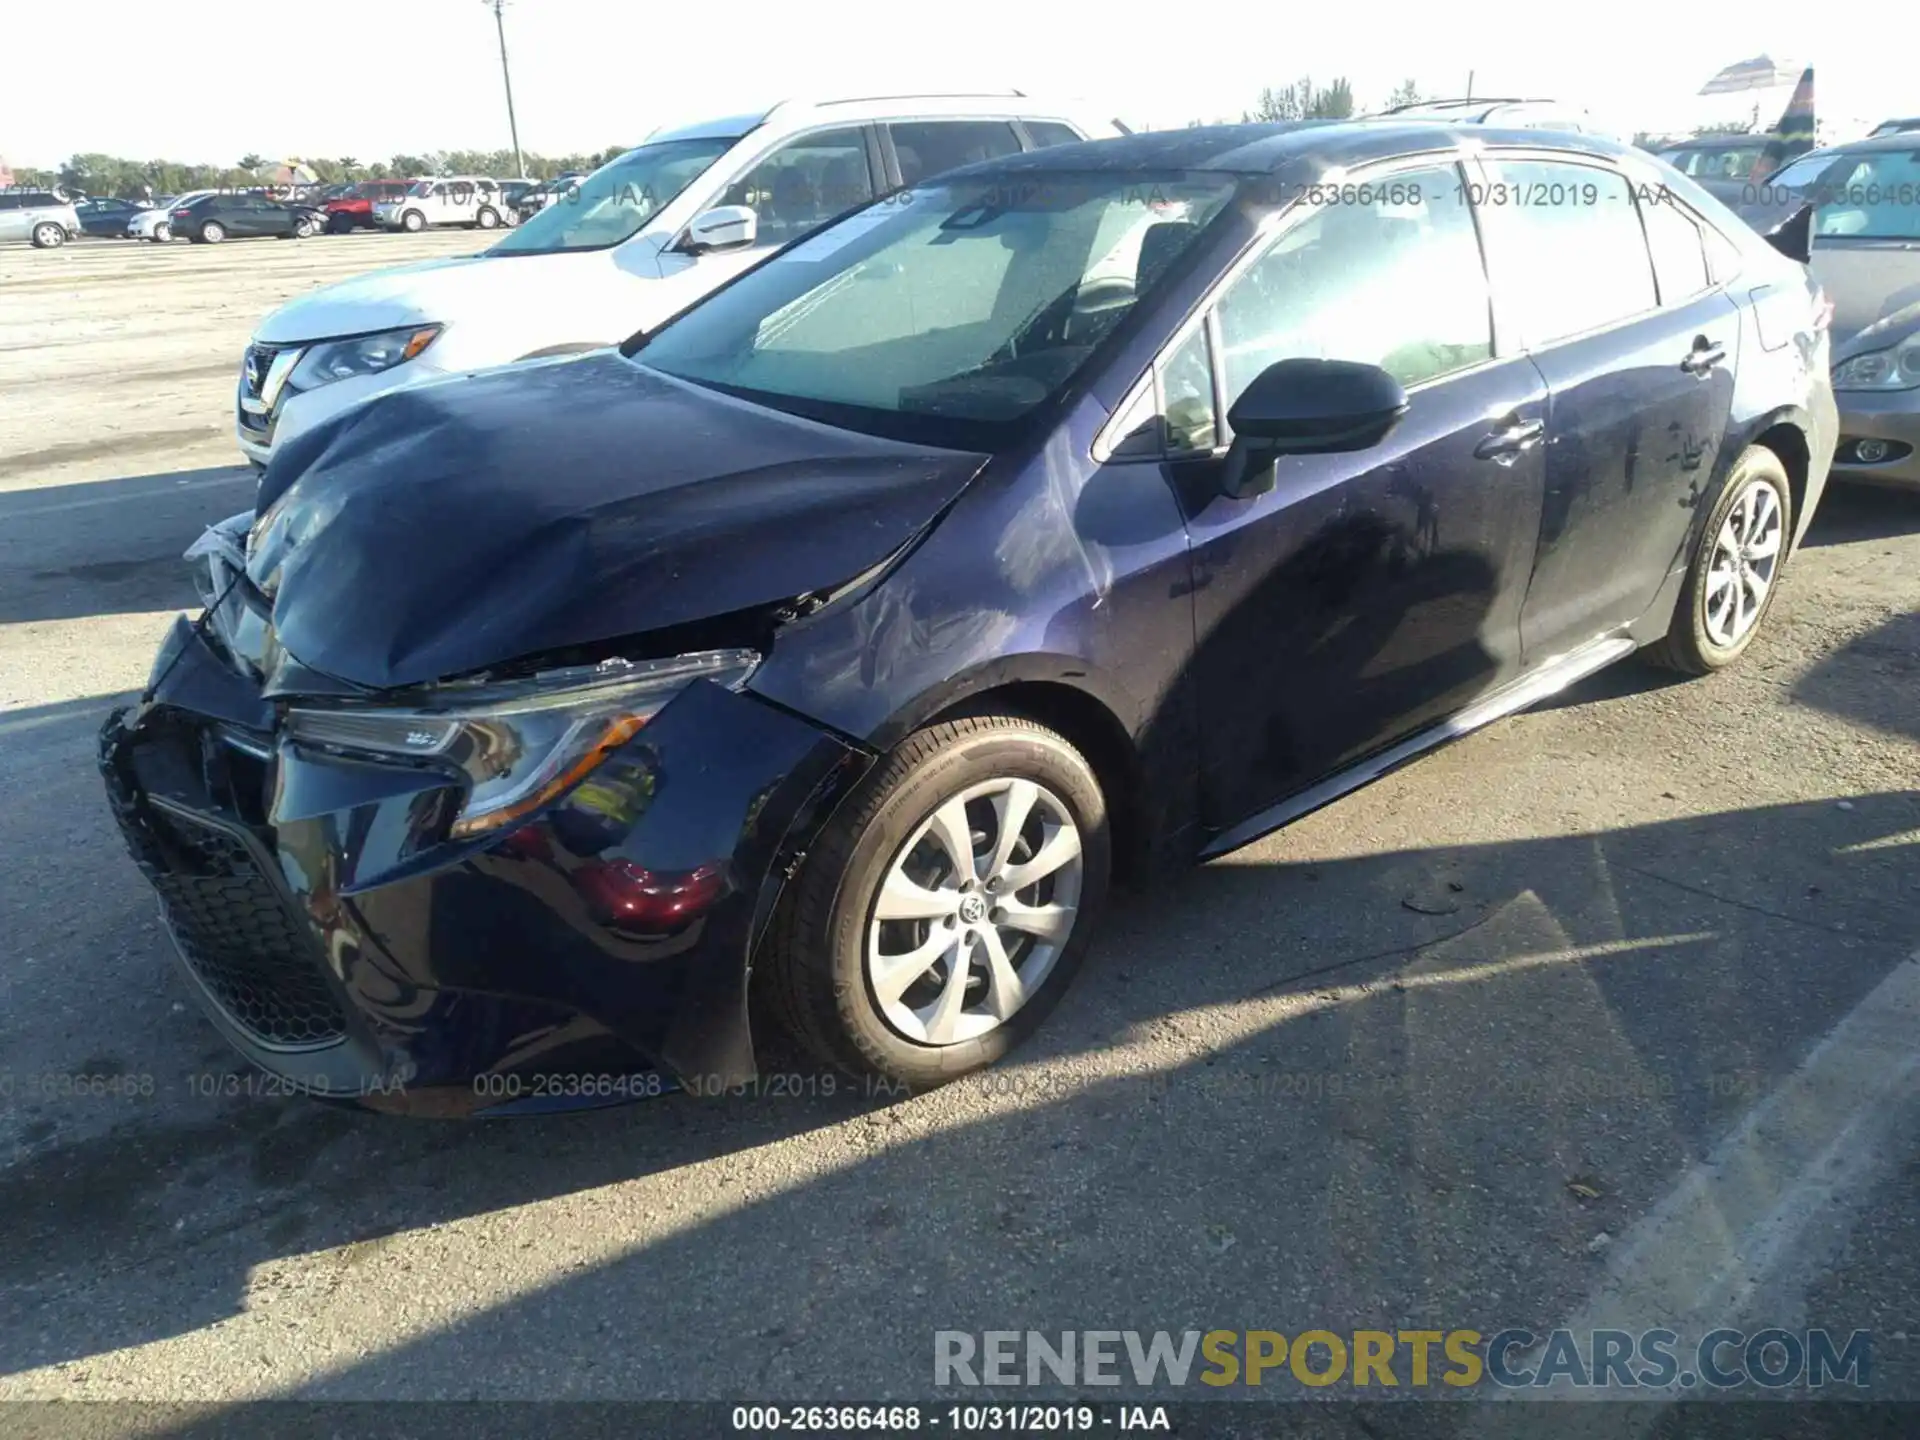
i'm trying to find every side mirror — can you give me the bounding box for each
[675,204,758,256]
[1218,357,1409,499]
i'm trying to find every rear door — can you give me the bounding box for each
[1475,154,1740,659]
[0,195,24,243]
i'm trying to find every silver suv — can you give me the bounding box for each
[0,188,81,247]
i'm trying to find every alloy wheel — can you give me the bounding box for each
[865,777,1084,1047]
[1704,479,1783,648]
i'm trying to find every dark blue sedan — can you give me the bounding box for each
[101,122,1837,1111]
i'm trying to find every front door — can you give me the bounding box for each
[652,126,878,321]
[1177,163,1549,829]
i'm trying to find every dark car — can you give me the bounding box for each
[102,123,1836,1114]
[323,179,419,233]
[72,195,153,238]
[172,192,324,244]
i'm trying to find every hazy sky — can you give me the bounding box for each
[3,0,1903,168]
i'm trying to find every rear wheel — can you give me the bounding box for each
[327,213,352,234]
[475,206,500,230]
[199,221,226,244]
[31,222,66,248]
[763,714,1110,1088]
[1645,445,1793,674]
[400,209,426,233]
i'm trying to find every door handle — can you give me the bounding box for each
[1681,336,1727,375]
[1474,417,1545,463]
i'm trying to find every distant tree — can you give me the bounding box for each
[1386,78,1423,109]
[337,156,360,178]
[238,153,264,173]
[1243,76,1355,123]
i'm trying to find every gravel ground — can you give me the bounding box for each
[1,231,1917,1428]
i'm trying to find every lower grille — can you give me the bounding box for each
[99,713,348,1052]
[146,806,348,1049]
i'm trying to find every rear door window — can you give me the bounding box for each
[1639,195,1712,303]
[890,121,1022,186]
[1480,159,1656,346]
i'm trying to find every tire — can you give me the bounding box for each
[153,223,171,243]
[327,213,352,234]
[400,209,426,233]
[200,221,226,244]
[1645,445,1794,675]
[475,206,500,230]
[30,222,66,249]
[762,713,1111,1088]
[293,217,316,239]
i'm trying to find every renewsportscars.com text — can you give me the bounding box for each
[934,1328,1871,1390]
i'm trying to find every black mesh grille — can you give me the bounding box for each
[143,807,348,1049]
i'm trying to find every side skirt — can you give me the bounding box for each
[1198,633,1639,861]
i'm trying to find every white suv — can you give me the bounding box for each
[233,94,1121,465]
[373,176,524,233]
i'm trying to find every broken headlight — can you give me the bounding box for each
[284,649,758,838]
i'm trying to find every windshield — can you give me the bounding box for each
[405,180,434,198]
[489,138,734,255]
[636,171,1239,445]
[1766,149,1920,239]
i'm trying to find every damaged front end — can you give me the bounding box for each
[103,560,871,1116]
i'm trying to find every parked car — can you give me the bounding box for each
[322,179,421,233]
[129,190,214,242]
[372,176,518,232]
[230,93,1121,465]
[112,123,1836,1112]
[172,192,325,244]
[1869,117,1920,138]
[0,187,80,247]
[73,195,153,238]
[513,172,587,223]
[1759,135,1920,489]
[1656,135,1776,184]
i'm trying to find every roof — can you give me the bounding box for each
[940,120,1630,181]
[645,92,1095,145]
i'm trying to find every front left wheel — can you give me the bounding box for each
[763,714,1110,1089]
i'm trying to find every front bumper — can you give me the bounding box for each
[100,617,867,1115]
[1831,390,1920,487]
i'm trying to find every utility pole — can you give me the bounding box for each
[484,0,525,179]
[1465,69,1474,101]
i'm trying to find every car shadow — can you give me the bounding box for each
[7,792,1917,1396]
[1790,609,1920,743]
[0,464,255,625]
[1801,482,1920,548]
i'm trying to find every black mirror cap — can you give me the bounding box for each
[1764,202,1814,265]
[1226,357,1410,455]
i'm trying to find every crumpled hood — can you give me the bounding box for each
[250,351,988,692]
[254,249,603,344]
